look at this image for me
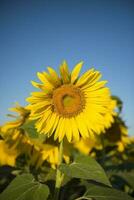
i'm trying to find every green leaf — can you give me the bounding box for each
[21,120,38,138]
[38,167,56,182]
[106,163,134,189]
[0,174,49,200]
[81,182,134,200]
[119,172,134,190]
[59,155,111,186]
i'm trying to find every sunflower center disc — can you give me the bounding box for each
[52,85,85,117]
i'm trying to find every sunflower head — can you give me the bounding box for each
[105,117,128,143]
[103,115,130,152]
[1,104,30,133]
[27,61,115,142]
[0,104,33,158]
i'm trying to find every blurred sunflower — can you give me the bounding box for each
[74,136,101,155]
[0,140,18,167]
[1,103,30,133]
[101,99,117,132]
[27,61,115,142]
[41,141,70,169]
[129,136,134,143]
[0,104,71,169]
[29,137,71,169]
[0,104,31,154]
[104,116,130,152]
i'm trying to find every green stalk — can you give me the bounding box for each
[54,140,64,200]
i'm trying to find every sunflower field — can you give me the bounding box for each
[0,61,134,200]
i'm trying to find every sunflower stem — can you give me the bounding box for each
[54,140,64,200]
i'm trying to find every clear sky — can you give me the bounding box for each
[0,0,134,135]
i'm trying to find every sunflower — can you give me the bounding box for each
[104,116,130,152]
[26,142,70,169]
[74,136,102,155]
[41,141,70,169]
[26,61,115,142]
[0,140,18,167]
[101,99,117,132]
[129,136,134,144]
[0,104,31,153]
[0,105,36,167]
[1,103,30,133]
[29,137,71,169]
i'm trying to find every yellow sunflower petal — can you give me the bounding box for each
[35,108,52,131]
[37,72,54,92]
[47,67,61,86]
[71,61,83,83]
[31,81,42,88]
[29,91,49,98]
[77,71,102,88]
[71,117,80,141]
[75,68,94,86]
[75,113,89,139]
[57,118,66,142]
[65,118,72,142]
[54,118,65,141]
[82,80,107,91]
[60,60,70,83]
[43,113,57,134]
[48,115,60,137]
[53,147,59,164]
[1,120,22,133]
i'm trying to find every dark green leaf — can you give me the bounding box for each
[105,162,134,173]
[38,167,56,182]
[106,163,134,189]
[119,172,134,190]
[59,155,111,186]
[82,182,134,200]
[0,174,49,200]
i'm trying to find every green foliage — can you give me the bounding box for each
[121,172,134,190]
[59,155,111,186]
[0,166,15,194]
[107,170,134,193]
[80,182,134,200]
[21,120,47,143]
[0,149,134,200]
[0,174,50,200]
[21,120,38,138]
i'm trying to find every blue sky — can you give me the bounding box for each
[0,0,134,135]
